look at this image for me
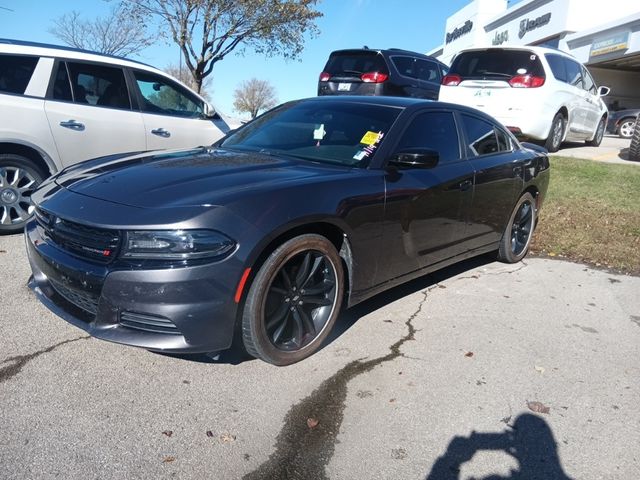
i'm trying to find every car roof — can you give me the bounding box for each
[328,48,444,64]
[454,45,578,60]
[297,95,503,118]
[0,38,154,69]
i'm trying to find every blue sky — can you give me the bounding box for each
[0,0,474,117]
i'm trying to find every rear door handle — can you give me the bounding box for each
[459,179,473,191]
[151,128,171,138]
[59,120,85,131]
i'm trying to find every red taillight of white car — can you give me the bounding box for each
[361,72,388,83]
[441,74,462,86]
[509,74,545,88]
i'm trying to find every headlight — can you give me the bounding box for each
[122,230,235,260]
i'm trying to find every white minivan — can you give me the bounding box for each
[438,46,609,152]
[0,39,231,234]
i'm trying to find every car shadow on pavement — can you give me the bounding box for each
[424,413,573,480]
[156,253,496,366]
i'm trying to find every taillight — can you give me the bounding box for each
[319,72,331,82]
[509,75,545,88]
[442,74,462,86]
[361,72,388,83]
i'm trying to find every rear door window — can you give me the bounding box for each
[54,61,131,109]
[450,49,545,80]
[460,114,510,156]
[0,54,39,95]
[323,51,388,77]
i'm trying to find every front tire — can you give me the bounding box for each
[544,113,565,152]
[242,234,344,366]
[0,154,46,235]
[498,193,536,264]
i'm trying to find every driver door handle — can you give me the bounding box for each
[59,120,85,131]
[151,128,171,138]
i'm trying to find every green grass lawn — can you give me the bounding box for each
[531,156,640,275]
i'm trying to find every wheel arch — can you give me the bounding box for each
[238,220,354,311]
[0,142,57,177]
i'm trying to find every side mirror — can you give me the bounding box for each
[388,148,439,169]
[203,102,217,118]
[598,86,610,97]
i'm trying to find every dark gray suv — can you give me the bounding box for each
[318,48,448,100]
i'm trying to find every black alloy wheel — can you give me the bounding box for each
[0,154,45,235]
[586,117,605,147]
[498,192,536,264]
[242,234,344,365]
[544,113,565,153]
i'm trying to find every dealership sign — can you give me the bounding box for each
[446,20,473,44]
[590,31,630,58]
[519,12,552,39]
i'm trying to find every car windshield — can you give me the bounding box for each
[220,101,402,168]
[450,49,545,79]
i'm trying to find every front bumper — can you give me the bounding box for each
[26,219,242,354]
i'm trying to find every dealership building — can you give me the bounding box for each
[428,0,640,109]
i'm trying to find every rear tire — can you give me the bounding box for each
[586,117,605,147]
[498,193,536,264]
[630,115,640,162]
[544,113,565,152]
[242,234,344,366]
[0,154,46,235]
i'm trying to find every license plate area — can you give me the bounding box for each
[337,83,351,92]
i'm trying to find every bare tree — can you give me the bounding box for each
[233,78,277,118]
[163,63,213,100]
[122,0,322,93]
[50,5,155,57]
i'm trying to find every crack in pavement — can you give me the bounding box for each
[243,287,434,480]
[0,335,90,384]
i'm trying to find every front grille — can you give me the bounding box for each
[49,278,100,316]
[35,207,120,263]
[120,311,182,335]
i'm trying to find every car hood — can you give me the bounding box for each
[54,147,350,208]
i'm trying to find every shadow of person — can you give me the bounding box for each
[425,413,573,480]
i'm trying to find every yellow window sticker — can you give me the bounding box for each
[360,131,381,146]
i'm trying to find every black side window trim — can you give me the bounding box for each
[458,112,513,159]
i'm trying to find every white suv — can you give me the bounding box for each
[439,46,609,153]
[0,39,230,234]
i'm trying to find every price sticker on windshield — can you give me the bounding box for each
[360,131,382,146]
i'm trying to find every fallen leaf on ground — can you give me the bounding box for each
[464,351,474,357]
[206,431,214,437]
[534,365,545,374]
[220,432,236,443]
[162,430,173,437]
[307,418,319,429]
[389,398,396,403]
[527,401,550,414]
[0,250,6,253]
[162,456,176,463]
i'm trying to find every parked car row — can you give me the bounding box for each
[0,39,231,234]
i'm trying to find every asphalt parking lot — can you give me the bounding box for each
[1,230,639,480]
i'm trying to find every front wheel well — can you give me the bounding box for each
[241,222,353,306]
[0,143,53,177]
